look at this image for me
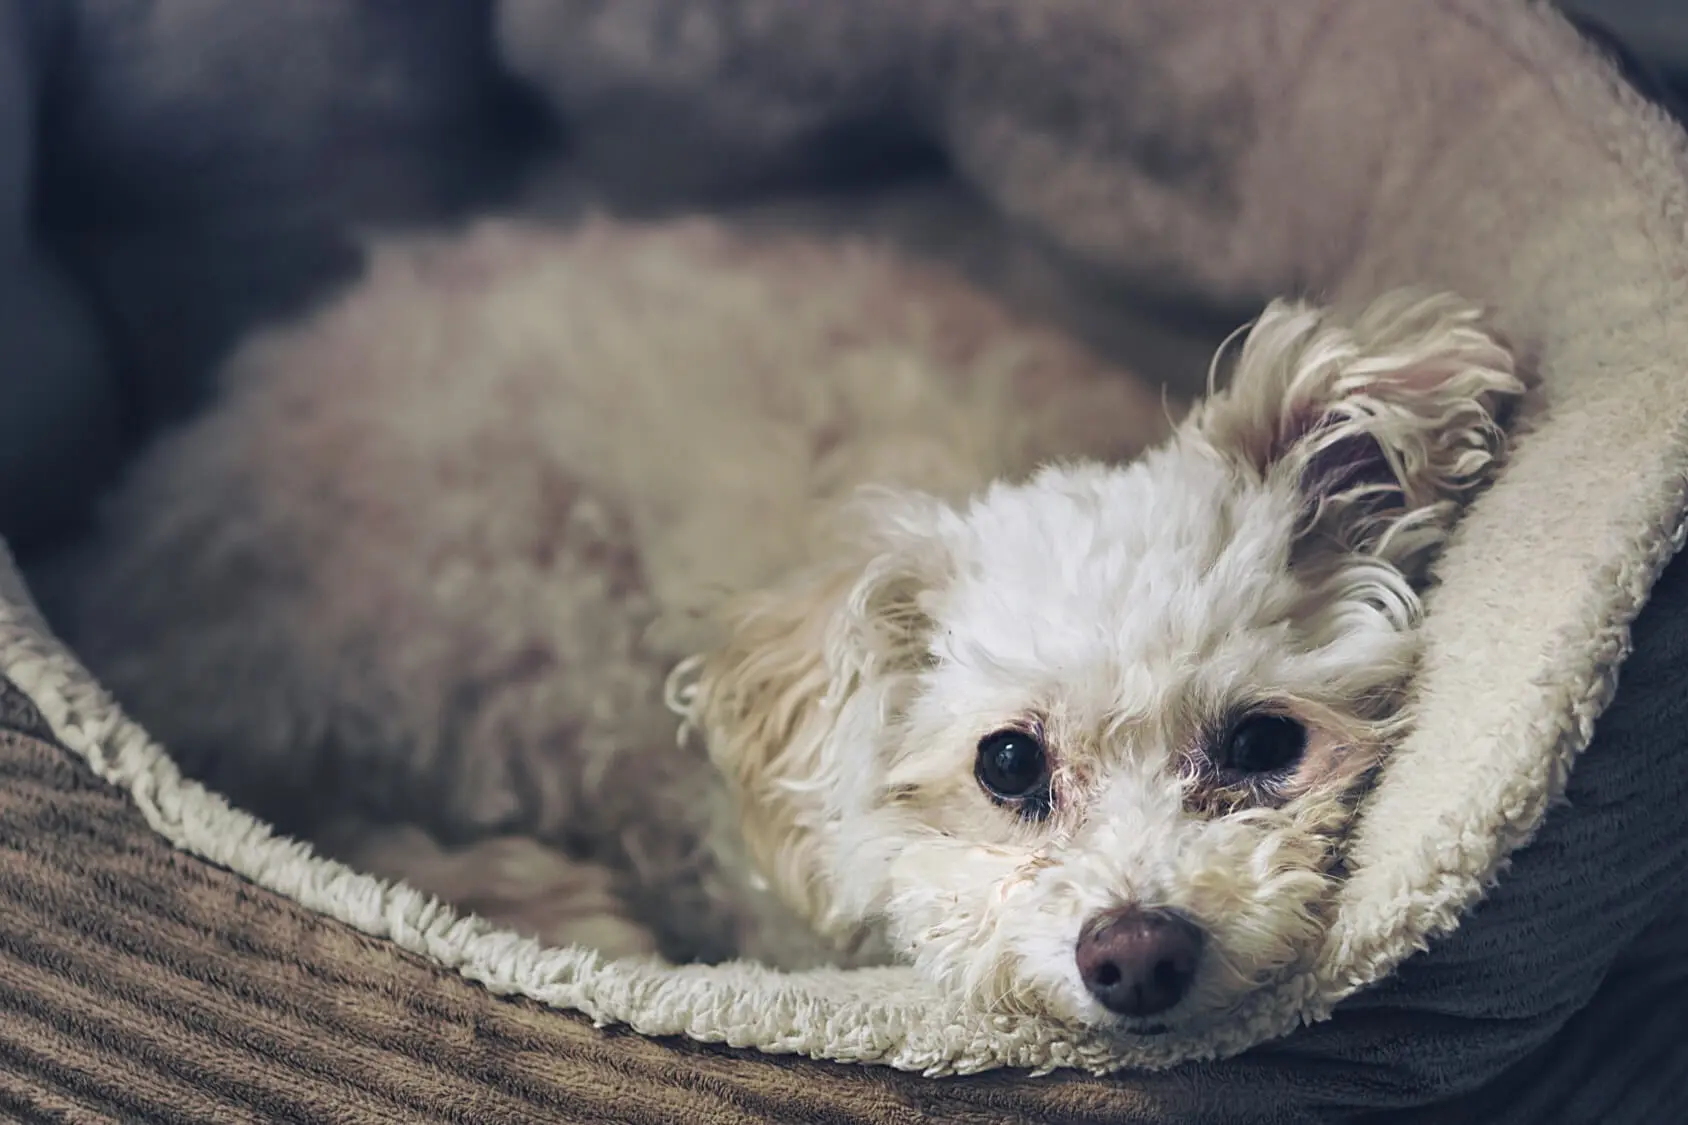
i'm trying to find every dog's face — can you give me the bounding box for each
[687,291,1524,1033]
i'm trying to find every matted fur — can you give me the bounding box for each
[41,216,1170,969]
[681,288,1521,1032]
[42,199,1521,1039]
[8,0,1688,1093]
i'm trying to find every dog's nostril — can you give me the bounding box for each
[1075,906,1204,1019]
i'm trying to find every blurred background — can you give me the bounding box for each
[3,0,1686,562]
[1562,0,1688,99]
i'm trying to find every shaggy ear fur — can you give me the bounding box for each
[673,490,954,939]
[1193,290,1526,577]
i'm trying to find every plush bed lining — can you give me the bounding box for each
[6,0,1688,1079]
[1312,3,1688,990]
[0,564,1145,1076]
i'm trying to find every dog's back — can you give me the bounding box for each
[38,216,1167,959]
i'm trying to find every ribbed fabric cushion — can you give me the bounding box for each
[2,552,1685,1122]
[6,0,1688,1118]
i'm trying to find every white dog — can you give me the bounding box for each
[42,216,1522,1035]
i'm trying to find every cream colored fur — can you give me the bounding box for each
[43,206,1520,1035]
[681,290,1521,1031]
[43,216,1169,968]
[8,0,1688,1091]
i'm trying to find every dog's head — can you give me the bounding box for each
[684,291,1525,1033]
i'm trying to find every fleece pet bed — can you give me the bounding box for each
[7,0,1688,1120]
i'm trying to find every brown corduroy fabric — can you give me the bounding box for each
[9,0,1688,1116]
[2,659,1687,1123]
[0,676,1185,1123]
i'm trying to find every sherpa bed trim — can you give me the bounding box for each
[6,0,1688,1076]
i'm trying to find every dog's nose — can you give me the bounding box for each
[1075,906,1203,1018]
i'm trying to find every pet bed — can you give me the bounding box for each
[5,0,1688,1120]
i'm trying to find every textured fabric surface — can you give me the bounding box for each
[0,678,1152,1124]
[3,561,1688,1123]
[6,0,1688,1119]
[492,0,1688,1059]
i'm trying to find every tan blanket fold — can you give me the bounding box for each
[498,0,1688,1067]
[7,0,1688,1120]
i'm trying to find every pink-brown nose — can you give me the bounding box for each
[1075,906,1203,1018]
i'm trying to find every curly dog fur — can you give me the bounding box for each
[42,216,1169,969]
[42,215,1522,1031]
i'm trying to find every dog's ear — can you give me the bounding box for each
[679,489,954,939]
[1193,290,1526,575]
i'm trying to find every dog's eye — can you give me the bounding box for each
[975,728,1051,815]
[1216,713,1307,775]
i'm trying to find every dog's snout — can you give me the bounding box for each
[1075,906,1203,1018]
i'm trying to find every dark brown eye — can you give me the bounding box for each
[1216,713,1307,776]
[975,728,1052,817]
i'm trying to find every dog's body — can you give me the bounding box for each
[43,215,1523,1035]
[43,217,1170,969]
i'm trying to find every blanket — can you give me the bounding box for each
[5,0,1688,1120]
[2,549,1685,1120]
